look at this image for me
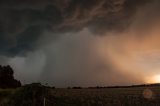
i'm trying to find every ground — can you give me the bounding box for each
[1,84,160,106]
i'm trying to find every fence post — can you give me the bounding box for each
[44,97,46,106]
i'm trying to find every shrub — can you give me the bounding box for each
[10,83,46,106]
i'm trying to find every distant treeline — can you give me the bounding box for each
[88,84,160,89]
[66,84,160,89]
[47,83,160,89]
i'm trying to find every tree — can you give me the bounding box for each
[0,65,21,88]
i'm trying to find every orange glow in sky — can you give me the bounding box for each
[146,75,160,84]
[95,23,160,84]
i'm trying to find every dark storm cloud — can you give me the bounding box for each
[2,0,160,87]
[0,0,154,56]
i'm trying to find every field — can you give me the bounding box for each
[1,84,160,106]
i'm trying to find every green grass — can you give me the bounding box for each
[0,88,16,106]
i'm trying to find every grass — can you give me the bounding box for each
[47,87,159,106]
[0,88,15,106]
[1,84,160,106]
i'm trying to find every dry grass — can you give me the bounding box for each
[1,85,160,106]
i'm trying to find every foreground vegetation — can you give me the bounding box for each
[1,83,160,106]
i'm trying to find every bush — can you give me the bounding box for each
[72,87,82,89]
[10,83,46,106]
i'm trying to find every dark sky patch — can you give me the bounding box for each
[0,0,156,56]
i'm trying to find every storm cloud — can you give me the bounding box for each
[1,0,160,86]
[0,0,151,56]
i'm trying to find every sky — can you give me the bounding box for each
[0,0,160,87]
